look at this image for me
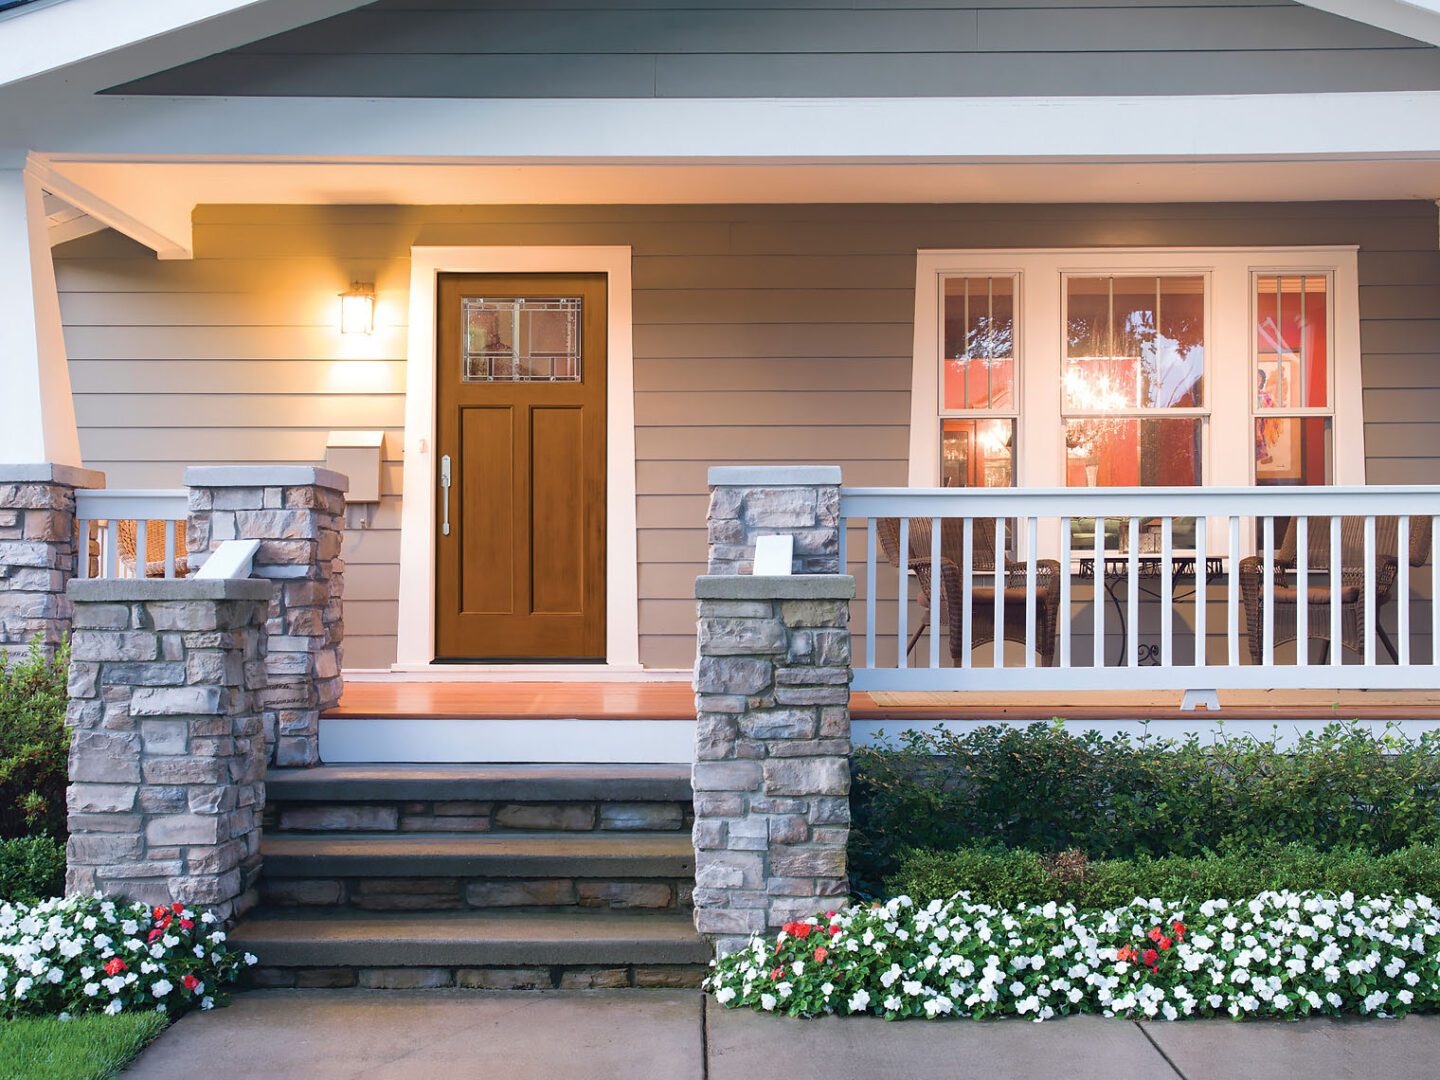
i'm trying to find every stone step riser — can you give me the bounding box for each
[250,963,706,990]
[260,876,694,912]
[264,800,692,834]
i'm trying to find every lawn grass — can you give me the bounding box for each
[0,1013,168,1080]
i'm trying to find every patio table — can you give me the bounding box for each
[1076,555,1227,666]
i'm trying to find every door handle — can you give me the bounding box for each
[440,454,452,536]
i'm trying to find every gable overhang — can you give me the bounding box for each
[1297,0,1440,47]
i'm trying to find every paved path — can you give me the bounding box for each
[123,989,1440,1080]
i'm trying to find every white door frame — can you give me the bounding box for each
[394,245,641,671]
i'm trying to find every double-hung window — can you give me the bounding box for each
[909,248,1362,517]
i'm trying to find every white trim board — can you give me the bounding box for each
[395,245,640,671]
[320,717,693,764]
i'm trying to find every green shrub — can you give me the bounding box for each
[887,841,1440,909]
[850,720,1440,890]
[0,835,67,903]
[0,637,70,840]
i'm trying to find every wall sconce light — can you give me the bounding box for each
[340,282,375,335]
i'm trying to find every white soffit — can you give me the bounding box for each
[40,157,1440,211]
[1296,0,1440,47]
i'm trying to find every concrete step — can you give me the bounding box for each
[234,908,711,989]
[262,830,695,879]
[267,764,693,804]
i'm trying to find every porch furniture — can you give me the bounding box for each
[107,519,190,578]
[1238,516,1432,664]
[876,517,1061,667]
[1078,554,1226,666]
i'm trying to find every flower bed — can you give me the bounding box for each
[705,891,1440,1021]
[0,895,257,1019]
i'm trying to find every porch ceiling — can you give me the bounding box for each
[34,156,1440,260]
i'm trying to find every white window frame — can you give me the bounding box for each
[909,247,1364,500]
[1251,268,1339,485]
[936,273,1022,488]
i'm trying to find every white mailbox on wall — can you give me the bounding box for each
[324,430,384,504]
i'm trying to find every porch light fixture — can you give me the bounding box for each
[339,282,375,335]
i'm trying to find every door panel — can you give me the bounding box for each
[435,273,607,661]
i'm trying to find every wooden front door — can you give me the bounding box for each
[435,273,606,661]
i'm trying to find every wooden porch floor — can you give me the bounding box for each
[327,681,1440,722]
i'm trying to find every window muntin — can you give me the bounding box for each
[1254,273,1332,487]
[943,275,1016,412]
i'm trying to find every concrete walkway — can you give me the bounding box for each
[123,989,1440,1080]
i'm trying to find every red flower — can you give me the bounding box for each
[1142,949,1159,968]
[154,906,168,920]
[171,903,185,915]
[826,912,836,919]
[1158,936,1173,950]
[1116,945,1135,962]
[1147,927,1163,943]
[813,947,828,963]
[828,925,841,936]
[182,974,200,991]
[1171,921,1186,940]
[180,919,194,930]
[104,958,126,976]
[793,924,812,939]
[770,967,783,981]
[147,928,163,943]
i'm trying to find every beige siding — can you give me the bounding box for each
[54,200,1440,670]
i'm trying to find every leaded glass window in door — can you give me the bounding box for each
[462,297,582,382]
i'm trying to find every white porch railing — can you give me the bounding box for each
[75,489,190,580]
[840,485,1440,692]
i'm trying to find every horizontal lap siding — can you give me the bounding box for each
[109,0,1440,98]
[54,200,1440,670]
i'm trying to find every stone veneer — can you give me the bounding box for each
[0,463,105,660]
[691,573,855,954]
[64,577,272,922]
[706,466,841,575]
[184,467,346,768]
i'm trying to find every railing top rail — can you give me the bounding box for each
[75,489,188,519]
[840,485,1440,516]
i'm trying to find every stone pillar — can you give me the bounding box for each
[0,463,104,659]
[691,573,855,954]
[65,577,271,922]
[184,467,347,768]
[706,466,841,575]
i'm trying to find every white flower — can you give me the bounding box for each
[848,989,871,1012]
[152,979,174,998]
[760,993,776,1011]
[104,999,123,1016]
[715,987,736,1005]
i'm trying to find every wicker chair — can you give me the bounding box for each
[1238,515,1431,664]
[877,517,1061,667]
[92,519,190,578]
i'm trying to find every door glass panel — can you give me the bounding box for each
[942,276,1015,410]
[463,297,582,382]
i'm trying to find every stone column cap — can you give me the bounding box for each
[696,574,856,600]
[0,463,106,488]
[68,578,274,602]
[184,465,348,493]
[707,466,841,487]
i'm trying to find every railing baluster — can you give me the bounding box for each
[164,519,177,580]
[105,520,119,580]
[993,518,1005,669]
[1330,516,1342,667]
[1227,515,1239,667]
[1195,516,1207,667]
[1262,515,1275,667]
[896,518,909,670]
[1126,517,1139,668]
[1161,517,1173,668]
[1093,517,1105,669]
[76,519,90,581]
[135,519,148,582]
[961,517,973,668]
[865,517,877,670]
[1433,517,1440,666]
[1025,516,1037,669]
[1296,517,1308,667]
[1364,515,1377,667]
[1399,515,1411,666]
[1059,516,1072,669]
[929,517,941,670]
